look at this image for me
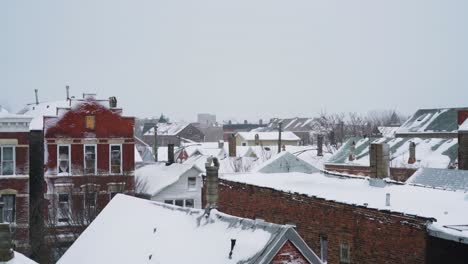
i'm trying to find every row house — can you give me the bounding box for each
[0,110,33,252]
[38,96,135,249]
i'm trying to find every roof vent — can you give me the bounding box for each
[385,193,391,206]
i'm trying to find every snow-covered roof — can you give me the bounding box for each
[377,126,399,138]
[5,252,37,264]
[396,108,468,135]
[134,146,143,163]
[58,194,321,264]
[221,171,468,244]
[255,151,320,174]
[460,119,468,132]
[327,137,458,169]
[407,168,468,191]
[144,123,190,136]
[236,132,300,141]
[135,163,202,196]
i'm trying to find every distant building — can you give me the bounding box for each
[197,113,216,126]
[235,131,301,146]
[143,123,205,147]
[222,121,267,142]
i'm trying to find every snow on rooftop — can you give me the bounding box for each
[407,168,468,192]
[58,195,294,264]
[135,163,202,196]
[237,131,300,141]
[221,171,468,243]
[396,108,467,134]
[460,119,468,132]
[144,123,190,136]
[18,100,71,130]
[134,146,143,163]
[6,252,37,264]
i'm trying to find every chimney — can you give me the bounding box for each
[153,125,158,162]
[348,141,356,161]
[278,122,283,154]
[385,193,391,206]
[244,120,248,125]
[205,157,220,209]
[317,135,323,156]
[254,134,260,146]
[458,110,468,170]
[370,143,390,179]
[259,119,263,125]
[34,89,39,105]
[408,142,416,164]
[66,85,70,100]
[166,144,175,165]
[109,96,117,108]
[218,140,224,149]
[0,223,14,262]
[228,135,236,157]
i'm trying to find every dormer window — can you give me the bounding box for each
[85,116,95,130]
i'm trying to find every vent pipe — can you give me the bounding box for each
[348,141,356,161]
[385,193,391,206]
[229,239,237,259]
[153,125,158,162]
[166,144,175,166]
[205,157,220,209]
[278,122,283,154]
[66,85,70,100]
[317,135,323,156]
[34,89,39,105]
[408,142,416,164]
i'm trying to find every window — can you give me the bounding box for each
[84,191,97,219]
[110,145,122,174]
[85,115,95,130]
[164,200,174,205]
[187,177,196,190]
[0,195,15,223]
[242,142,247,146]
[57,145,71,174]
[320,235,328,263]
[185,199,194,208]
[175,199,184,207]
[1,146,15,175]
[339,243,350,263]
[84,145,97,175]
[57,193,71,223]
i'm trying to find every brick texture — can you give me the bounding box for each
[271,240,310,264]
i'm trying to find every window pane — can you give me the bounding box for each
[185,199,194,208]
[58,194,70,222]
[175,200,183,207]
[58,146,70,173]
[164,200,173,205]
[1,195,15,223]
[2,161,14,175]
[110,145,121,174]
[85,146,96,174]
[188,177,196,190]
[2,147,13,160]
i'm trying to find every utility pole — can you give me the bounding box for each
[153,125,158,162]
[278,122,282,153]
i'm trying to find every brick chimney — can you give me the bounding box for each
[458,110,468,170]
[205,157,220,209]
[228,135,236,157]
[0,223,14,262]
[408,142,416,164]
[317,135,323,156]
[370,143,390,179]
[166,144,175,166]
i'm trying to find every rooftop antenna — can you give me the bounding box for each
[34,89,39,105]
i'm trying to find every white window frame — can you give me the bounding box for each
[83,144,97,175]
[57,144,71,175]
[57,193,71,224]
[187,177,197,191]
[0,145,16,176]
[109,144,122,175]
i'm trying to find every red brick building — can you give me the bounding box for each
[0,111,33,252]
[209,172,468,264]
[40,97,135,246]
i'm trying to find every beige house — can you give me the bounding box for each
[235,131,301,146]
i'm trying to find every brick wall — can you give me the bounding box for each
[324,164,417,182]
[271,240,310,264]
[212,179,430,264]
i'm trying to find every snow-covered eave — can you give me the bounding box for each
[395,131,458,135]
[323,162,370,167]
[427,224,468,245]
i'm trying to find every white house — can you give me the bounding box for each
[135,163,203,208]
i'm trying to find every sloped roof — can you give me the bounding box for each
[6,252,38,264]
[144,123,190,136]
[407,168,468,191]
[396,108,468,135]
[58,195,321,264]
[237,132,300,141]
[135,163,202,196]
[460,119,468,132]
[255,151,320,174]
[327,137,458,169]
[222,171,468,244]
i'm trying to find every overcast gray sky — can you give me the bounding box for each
[2,0,467,122]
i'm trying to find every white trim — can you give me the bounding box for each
[109,144,123,175]
[0,145,16,176]
[57,144,71,176]
[83,144,97,175]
